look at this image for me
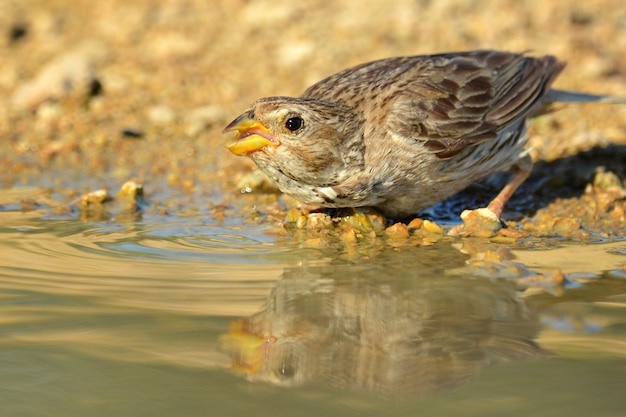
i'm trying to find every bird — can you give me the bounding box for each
[223,50,623,220]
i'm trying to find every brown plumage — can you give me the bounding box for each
[223,50,619,219]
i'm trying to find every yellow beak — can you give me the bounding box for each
[222,112,279,156]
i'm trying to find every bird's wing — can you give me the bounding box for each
[303,51,562,159]
[301,51,564,158]
[384,50,565,158]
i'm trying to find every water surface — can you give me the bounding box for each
[1,187,625,417]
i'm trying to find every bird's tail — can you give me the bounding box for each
[543,89,626,104]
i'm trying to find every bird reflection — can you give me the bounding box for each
[221,262,548,397]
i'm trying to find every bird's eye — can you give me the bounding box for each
[285,116,303,132]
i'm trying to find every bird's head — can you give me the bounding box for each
[223,97,363,186]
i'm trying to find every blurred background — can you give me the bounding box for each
[2,0,625,194]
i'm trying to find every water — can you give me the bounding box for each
[1,188,625,417]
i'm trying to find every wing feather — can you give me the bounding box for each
[303,50,565,159]
[388,51,565,158]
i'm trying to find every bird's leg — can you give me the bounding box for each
[487,160,532,218]
[448,156,532,237]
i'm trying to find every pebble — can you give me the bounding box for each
[454,207,502,238]
[78,189,111,207]
[340,227,359,244]
[406,218,424,229]
[593,168,623,191]
[552,217,581,235]
[422,219,444,234]
[385,222,410,239]
[305,213,333,229]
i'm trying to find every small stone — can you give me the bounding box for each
[295,215,307,229]
[593,168,623,191]
[490,235,515,244]
[341,208,387,232]
[455,207,502,238]
[79,189,110,207]
[552,217,581,235]
[497,228,526,239]
[385,222,410,239]
[406,218,424,230]
[118,180,143,199]
[340,227,358,244]
[305,213,333,229]
[423,219,444,234]
[116,181,144,212]
[342,211,374,233]
[284,208,304,224]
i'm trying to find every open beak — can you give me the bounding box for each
[222,111,279,156]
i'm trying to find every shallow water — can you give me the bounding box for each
[1,188,625,417]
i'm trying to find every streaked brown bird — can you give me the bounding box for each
[223,50,621,219]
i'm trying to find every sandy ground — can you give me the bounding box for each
[1,0,625,240]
